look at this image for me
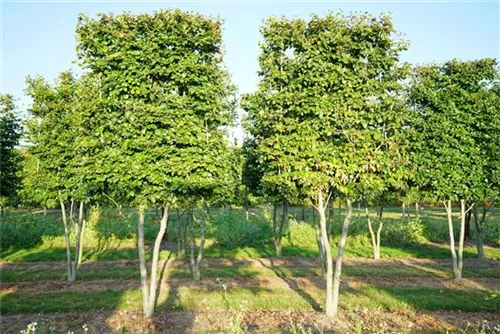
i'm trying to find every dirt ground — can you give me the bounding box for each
[1,309,499,333]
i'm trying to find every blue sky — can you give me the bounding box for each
[1,0,499,141]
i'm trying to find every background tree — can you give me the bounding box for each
[408,59,498,278]
[76,9,235,314]
[25,72,96,281]
[243,12,409,316]
[0,94,22,211]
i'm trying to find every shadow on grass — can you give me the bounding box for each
[257,257,322,311]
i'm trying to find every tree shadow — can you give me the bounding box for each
[256,257,322,311]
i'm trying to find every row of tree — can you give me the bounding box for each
[1,10,499,318]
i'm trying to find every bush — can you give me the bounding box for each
[0,213,62,250]
[209,210,272,248]
[383,219,428,245]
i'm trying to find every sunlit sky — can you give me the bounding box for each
[1,0,499,143]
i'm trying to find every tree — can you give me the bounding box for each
[408,59,499,277]
[0,94,22,210]
[25,72,98,281]
[76,9,235,315]
[243,12,409,316]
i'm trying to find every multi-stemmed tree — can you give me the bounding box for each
[76,9,235,315]
[243,13,409,316]
[25,72,98,281]
[409,59,500,273]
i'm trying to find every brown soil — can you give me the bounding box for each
[2,256,498,271]
[1,309,499,333]
[2,276,498,295]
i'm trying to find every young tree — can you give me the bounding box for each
[0,94,22,211]
[76,9,235,315]
[243,13,409,316]
[408,59,498,277]
[25,72,98,281]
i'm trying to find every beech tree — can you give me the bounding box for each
[244,13,409,316]
[0,94,22,211]
[25,72,98,281]
[408,59,499,277]
[76,9,235,315]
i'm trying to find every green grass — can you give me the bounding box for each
[2,260,499,283]
[1,286,498,314]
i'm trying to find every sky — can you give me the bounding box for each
[1,0,499,143]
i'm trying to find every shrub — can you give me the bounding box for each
[0,213,62,250]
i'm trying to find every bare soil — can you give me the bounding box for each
[1,309,499,333]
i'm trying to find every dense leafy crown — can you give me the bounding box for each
[243,12,409,202]
[408,58,500,201]
[0,94,22,203]
[76,9,236,206]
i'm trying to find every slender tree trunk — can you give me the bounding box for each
[301,205,305,221]
[444,200,460,280]
[402,203,406,221]
[274,200,288,257]
[137,207,150,316]
[328,200,334,240]
[331,199,352,317]
[366,207,379,260]
[71,201,85,280]
[464,202,472,240]
[415,202,420,219]
[43,207,47,216]
[315,223,326,274]
[244,187,249,221]
[473,205,485,259]
[457,199,469,280]
[60,199,73,282]
[147,205,169,316]
[316,191,334,317]
[190,203,207,281]
[69,199,75,225]
[78,217,86,267]
[376,207,383,260]
[176,208,184,258]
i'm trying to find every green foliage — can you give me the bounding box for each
[0,94,22,206]
[76,10,236,207]
[0,213,62,250]
[208,210,272,248]
[408,59,500,202]
[243,12,410,202]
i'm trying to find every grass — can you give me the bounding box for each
[1,286,498,314]
[2,242,499,263]
[2,260,500,283]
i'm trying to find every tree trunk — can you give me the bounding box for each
[274,200,288,258]
[402,203,406,221]
[301,206,306,221]
[147,205,169,315]
[316,191,334,317]
[176,209,184,258]
[327,200,334,240]
[366,207,379,260]
[444,200,460,280]
[415,202,420,219]
[78,217,86,266]
[71,201,85,280]
[190,203,207,281]
[69,199,75,225]
[43,207,47,216]
[137,207,150,316]
[60,199,73,282]
[244,187,249,221]
[473,205,485,259]
[464,203,472,240]
[331,199,352,317]
[457,199,468,280]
